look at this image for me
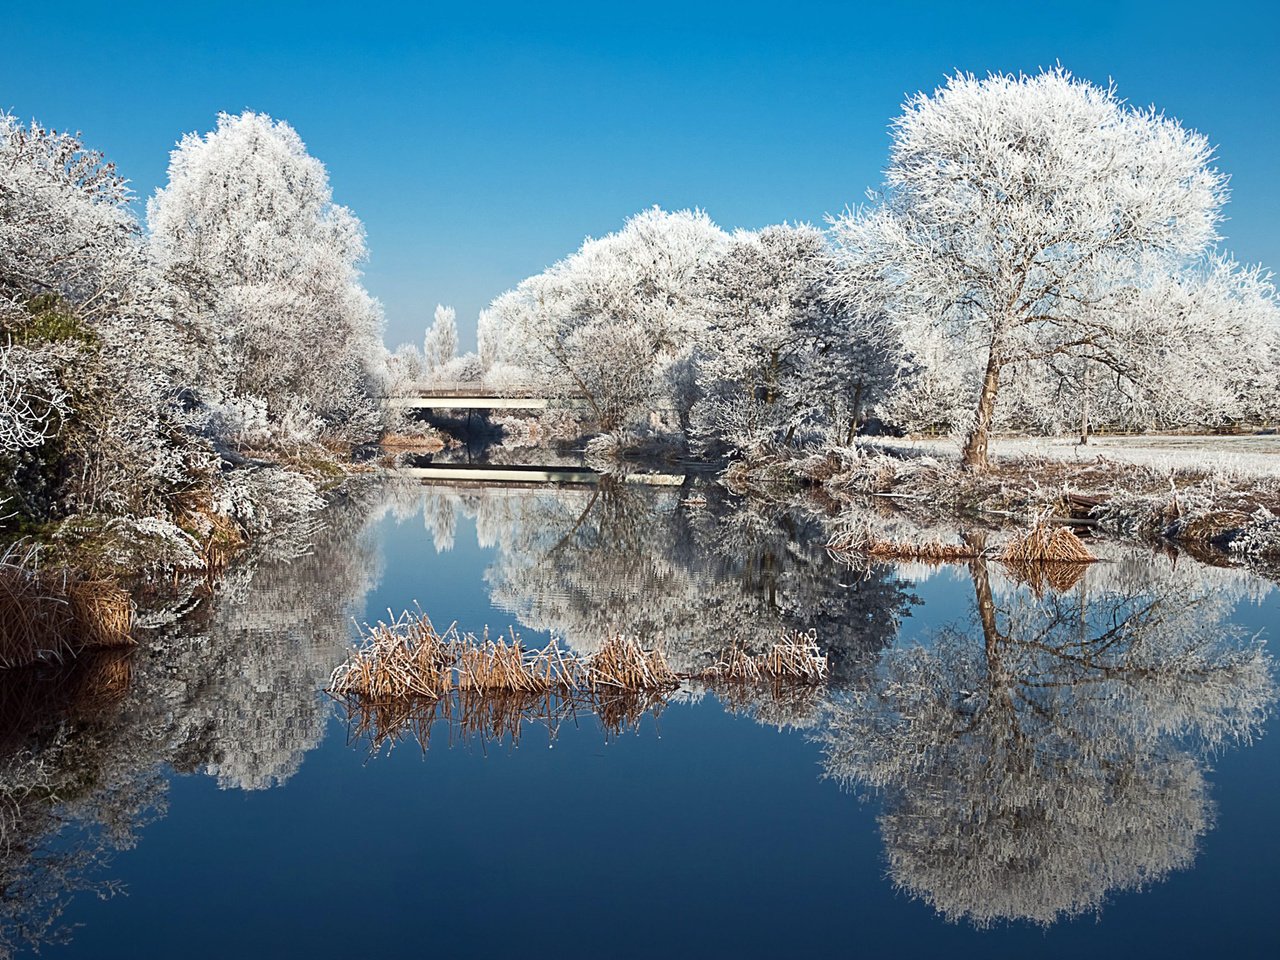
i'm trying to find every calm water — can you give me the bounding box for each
[4,479,1279,959]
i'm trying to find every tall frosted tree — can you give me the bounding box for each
[832,69,1226,469]
[423,303,459,374]
[147,111,384,445]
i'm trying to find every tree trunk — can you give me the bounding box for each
[961,352,1002,471]
[1079,360,1091,445]
[846,381,865,445]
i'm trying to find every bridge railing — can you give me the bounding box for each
[391,380,550,399]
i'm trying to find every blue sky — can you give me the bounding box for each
[4,1,1278,349]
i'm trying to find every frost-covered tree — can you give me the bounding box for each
[477,307,501,372]
[693,223,903,454]
[489,207,727,432]
[147,111,384,446]
[0,114,196,518]
[692,225,827,453]
[832,69,1226,468]
[1111,257,1280,430]
[423,303,458,375]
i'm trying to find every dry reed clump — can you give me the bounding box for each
[584,635,679,691]
[0,545,134,669]
[1000,514,1097,564]
[828,524,978,563]
[328,612,457,701]
[330,613,836,755]
[699,630,829,685]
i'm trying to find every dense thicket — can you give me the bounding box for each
[1,110,384,569]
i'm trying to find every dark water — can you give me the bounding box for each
[4,480,1278,959]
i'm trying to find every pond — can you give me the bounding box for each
[3,478,1278,959]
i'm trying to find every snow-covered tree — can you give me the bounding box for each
[832,69,1227,468]
[692,225,828,453]
[693,223,905,453]
[423,303,458,375]
[476,307,501,372]
[147,111,384,445]
[489,207,728,432]
[1114,257,1280,429]
[0,114,196,517]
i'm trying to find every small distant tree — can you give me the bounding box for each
[476,307,501,372]
[423,304,458,375]
[832,69,1226,468]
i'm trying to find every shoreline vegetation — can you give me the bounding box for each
[721,438,1280,576]
[1,110,390,666]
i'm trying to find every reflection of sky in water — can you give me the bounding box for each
[14,484,1280,959]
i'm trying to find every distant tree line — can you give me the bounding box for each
[464,69,1280,470]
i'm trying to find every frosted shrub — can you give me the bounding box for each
[104,516,204,575]
[1229,508,1280,559]
[212,467,323,536]
[483,361,535,395]
[436,352,485,384]
[0,340,68,453]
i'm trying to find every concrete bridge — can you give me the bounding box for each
[386,382,557,410]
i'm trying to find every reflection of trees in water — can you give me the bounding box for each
[0,483,386,954]
[4,482,1276,949]
[410,482,917,683]
[818,554,1275,927]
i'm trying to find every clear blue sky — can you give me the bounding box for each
[4,1,1277,349]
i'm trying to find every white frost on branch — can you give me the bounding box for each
[0,340,68,453]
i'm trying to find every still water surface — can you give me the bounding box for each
[6,480,1279,958]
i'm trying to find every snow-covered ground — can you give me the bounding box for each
[871,434,1280,481]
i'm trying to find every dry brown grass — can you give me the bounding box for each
[1000,514,1097,564]
[585,635,680,691]
[328,611,456,701]
[330,613,833,755]
[0,545,134,668]
[828,525,979,562]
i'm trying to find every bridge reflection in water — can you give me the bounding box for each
[389,461,686,488]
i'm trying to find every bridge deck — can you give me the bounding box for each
[385,381,578,409]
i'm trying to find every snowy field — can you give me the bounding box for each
[872,434,1280,481]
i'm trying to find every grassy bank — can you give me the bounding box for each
[725,439,1280,574]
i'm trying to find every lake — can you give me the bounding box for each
[4,477,1278,959]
